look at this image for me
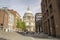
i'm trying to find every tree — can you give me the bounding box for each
[16,19,26,31]
[17,19,21,28]
[22,22,26,31]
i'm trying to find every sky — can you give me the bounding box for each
[0,0,42,17]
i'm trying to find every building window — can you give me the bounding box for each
[49,4,53,14]
[44,13,46,19]
[43,16,44,20]
[46,10,49,16]
[45,21,48,34]
[42,7,44,12]
[1,24,3,26]
[43,4,45,12]
[58,0,60,9]
[51,16,56,36]
[48,19,51,35]
[45,0,47,6]
[51,16,55,27]
[58,0,60,4]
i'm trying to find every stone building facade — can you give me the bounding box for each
[9,9,21,31]
[23,7,35,32]
[41,0,60,37]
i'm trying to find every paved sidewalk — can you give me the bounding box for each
[0,30,32,40]
[19,32,49,38]
[0,30,60,40]
[17,32,60,39]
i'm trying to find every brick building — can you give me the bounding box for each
[0,8,8,30]
[0,7,21,32]
[41,0,60,37]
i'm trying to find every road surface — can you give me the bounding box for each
[0,30,60,40]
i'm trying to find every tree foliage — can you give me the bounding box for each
[22,22,26,30]
[17,19,26,31]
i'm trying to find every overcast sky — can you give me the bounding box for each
[0,0,42,17]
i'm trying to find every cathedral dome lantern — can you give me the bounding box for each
[25,6,32,13]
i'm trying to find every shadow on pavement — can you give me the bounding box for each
[16,32,58,39]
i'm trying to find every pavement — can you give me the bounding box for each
[17,32,60,39]
[0,30,60,40]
